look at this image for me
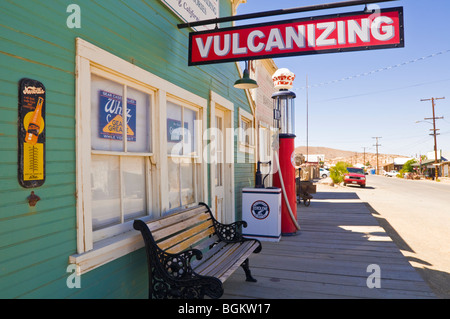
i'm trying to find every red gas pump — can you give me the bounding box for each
[271,69,300,236]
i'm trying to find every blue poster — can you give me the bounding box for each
[98,90,136,141]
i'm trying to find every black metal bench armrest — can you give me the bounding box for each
[199,202,247,243]
[199,203,262,253]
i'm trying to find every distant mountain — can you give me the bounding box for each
[295,146,409,166]
[295,146,355,159]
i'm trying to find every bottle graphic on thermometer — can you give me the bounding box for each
[25,97,44,145]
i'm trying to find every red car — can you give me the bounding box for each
[343,167,366,188]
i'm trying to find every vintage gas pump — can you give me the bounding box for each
[272,69,300,236]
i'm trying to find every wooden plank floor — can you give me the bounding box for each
[222,187,436,299]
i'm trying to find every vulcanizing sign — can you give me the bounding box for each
[189,7,404,66]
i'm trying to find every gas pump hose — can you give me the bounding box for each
[274,151,301,231]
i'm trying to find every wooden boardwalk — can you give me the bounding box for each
[222,187,436,299]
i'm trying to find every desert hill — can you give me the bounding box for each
[295,146,409,167]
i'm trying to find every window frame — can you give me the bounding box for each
[89,69,156,243]
[166,97,203,211]
[72,38,207,275]
[238,107,255,154]
[258,121,273,163]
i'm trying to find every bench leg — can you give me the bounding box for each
[241,259,257,282]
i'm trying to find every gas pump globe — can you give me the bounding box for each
[272,68,299,236]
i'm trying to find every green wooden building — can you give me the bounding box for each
[0,0,256,298]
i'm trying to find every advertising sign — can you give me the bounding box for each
[18,78,46,188]
[98,90,136,142]
[189,7,404,66]
[161,0,219,31]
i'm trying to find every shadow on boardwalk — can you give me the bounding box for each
[222,188,436,299]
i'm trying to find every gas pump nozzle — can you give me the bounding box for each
[255,160,272,188]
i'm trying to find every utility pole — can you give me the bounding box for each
[362,147,367,167]
[420,97,445,180]
[372,137,382,175]
[306,75,309,164]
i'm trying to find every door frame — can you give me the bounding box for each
[210,91,235,223]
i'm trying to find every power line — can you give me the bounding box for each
[297,49,450,90]
[316,78,450,102]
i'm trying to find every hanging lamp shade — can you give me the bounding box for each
[234,66,258,89]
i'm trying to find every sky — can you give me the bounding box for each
[236,0,450,157]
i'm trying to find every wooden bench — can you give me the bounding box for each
[133,202,262,299]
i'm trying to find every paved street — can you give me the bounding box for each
[340,175,450,298]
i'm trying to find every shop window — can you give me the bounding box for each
[238,108,255,153]
[89,74,153,241]
[166,100,200,210]
[259,126,270,162]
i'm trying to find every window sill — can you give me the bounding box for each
[69,228,144,275]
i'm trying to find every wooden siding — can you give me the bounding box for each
[0,0,254,298]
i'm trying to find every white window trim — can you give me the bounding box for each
[166,96,204,211]
[238,107,255,154]
[72,38,207,275]
[210,91,235,223]
[258,121,273,163]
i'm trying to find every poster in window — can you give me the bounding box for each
[98,90,136,141]
[167,118,189,142]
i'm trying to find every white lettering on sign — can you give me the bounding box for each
[23,86,46,95]
[161,0,219,31]
[189,8,403,65]
[316,22,337,47]
[372,16,395,41]
[248,30,265,53]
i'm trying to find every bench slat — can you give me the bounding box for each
[209,242,255,278]
[147,205,208,233]
[193,234,220,252]
[197,243,242,277]
[152,212,211,242]
[215,241,261,282]
[192,241,228,271]
[197,241,257,281]
[164,225,215,254]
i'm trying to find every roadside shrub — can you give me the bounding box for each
[330,161,350,184]
[399,159,417,177]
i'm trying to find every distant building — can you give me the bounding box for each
[305,154,325,163]
[393,157,415,171]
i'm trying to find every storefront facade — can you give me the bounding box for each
[0,0,255,298]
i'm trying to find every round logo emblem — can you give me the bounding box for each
[251,200,270,220]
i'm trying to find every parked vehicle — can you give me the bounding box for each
[384,170,398,177]
[343,167,366,187]
[320,168,330,178]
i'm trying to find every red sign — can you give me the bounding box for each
[189,7,404,66]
